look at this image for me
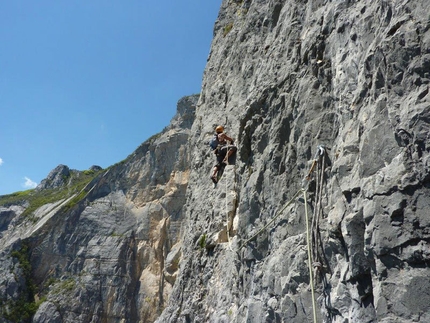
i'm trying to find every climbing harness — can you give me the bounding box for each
[211,142,234,186]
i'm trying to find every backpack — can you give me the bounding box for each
[209,134,219,151]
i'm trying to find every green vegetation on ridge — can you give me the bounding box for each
[0,168,105,218]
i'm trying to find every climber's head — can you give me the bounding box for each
[215,125,224,133]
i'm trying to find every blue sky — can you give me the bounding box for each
[0,1,222,195]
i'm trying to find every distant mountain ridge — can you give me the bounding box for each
[0,94,197,322]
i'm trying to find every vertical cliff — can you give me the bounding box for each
[158,0,430,322]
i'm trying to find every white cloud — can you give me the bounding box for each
[23,177,37,189]
[0,158,3,166]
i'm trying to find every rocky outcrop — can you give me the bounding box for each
[157,0,430,322]
[36,164,71,190]
[36,165,103,191]
[1,0,430,322]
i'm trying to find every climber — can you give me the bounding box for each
[210,125,237,184]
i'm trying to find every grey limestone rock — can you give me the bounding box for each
[36,164,71,190]
[158,0,430,322]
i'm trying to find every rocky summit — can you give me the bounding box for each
[1,0,430,322]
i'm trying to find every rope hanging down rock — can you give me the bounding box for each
[304,188,318,323]
[308,145,330,289]
[238,188,303,249]
[305,145,328,323]
[238,145,328,323]
[239,145,326,251]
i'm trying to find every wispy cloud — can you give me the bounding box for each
[0,158,3,166]
[23,177,37,189]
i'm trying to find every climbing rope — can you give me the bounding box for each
[238,146,326,251]
[304,188,318,323]
[238,188,303,249]
[237,145,327,323]
[309,145,329,290]
[238,145,327,251]
[306,145,330,323]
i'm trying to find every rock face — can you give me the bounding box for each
[1,0,430,322]
[157,0,430,322]
[36,164,71,190]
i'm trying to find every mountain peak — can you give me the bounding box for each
[36,164,71,190]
